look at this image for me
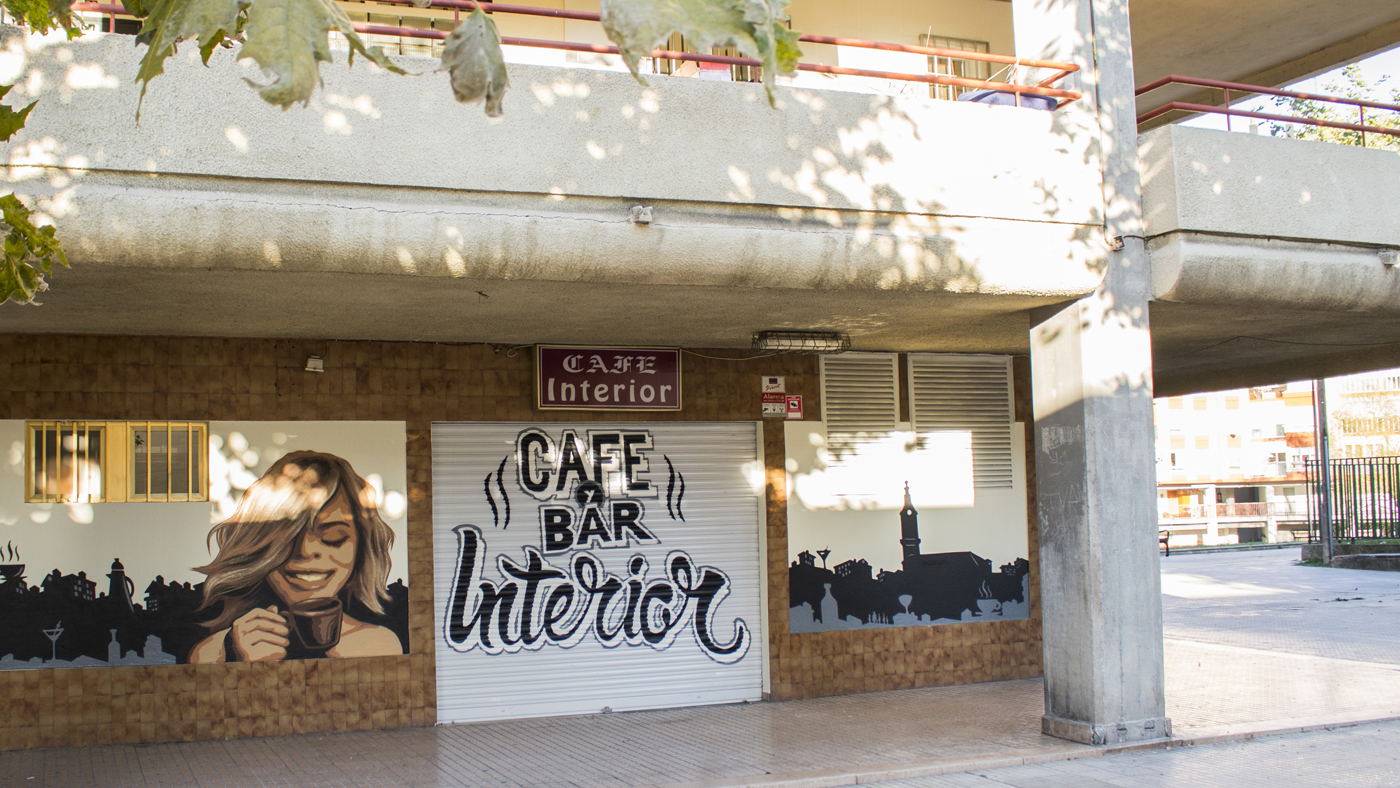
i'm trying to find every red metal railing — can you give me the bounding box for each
[1159,501,1309,520]
[68,0,1081,104]
[1137,75,1400,146]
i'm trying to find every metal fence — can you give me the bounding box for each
[1307,456,1400,542]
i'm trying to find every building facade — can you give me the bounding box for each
[1,0,1398,754]
[1154,382,1317,546]
[1154,369,1400,546]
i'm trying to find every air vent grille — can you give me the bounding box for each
[909,354,1013,489]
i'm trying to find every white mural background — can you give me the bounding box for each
[0,420,409,597]
[784,420,1030,632]
[784,421,1029,575]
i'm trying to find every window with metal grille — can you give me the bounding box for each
[921,35,991,101]
[819,353,899,462]
[25,422,106,503]
[129,422,208,502]
[23,420,209,503]
[907,354,1014,489]
[651,32,760,83]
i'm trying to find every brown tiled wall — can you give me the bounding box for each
[0,334,1040,749]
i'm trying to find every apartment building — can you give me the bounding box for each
[1155,369,1400,546]
[1154,382,1315,545]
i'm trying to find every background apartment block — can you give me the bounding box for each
[1156,369,1400,546]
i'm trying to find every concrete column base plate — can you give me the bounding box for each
[1042,714,1173,745]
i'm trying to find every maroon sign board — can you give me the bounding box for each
[536,345,682,411]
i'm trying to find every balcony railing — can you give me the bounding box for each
[65,0,1081,106]
[1159,501,1309,520]
[1136,75,1400,146]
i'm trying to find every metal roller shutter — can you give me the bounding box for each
[432,421,765,723]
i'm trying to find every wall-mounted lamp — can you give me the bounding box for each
[752,330,851,354]
[305,356,325,373]
[1381,250,1398,268]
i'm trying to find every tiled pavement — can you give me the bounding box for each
[0,679,1078,787]
[1162,550,1400,733]
[861,719,1400,787]
[4,549,1399,787]
[1161,549,1400,666]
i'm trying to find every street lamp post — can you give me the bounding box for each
[1314,378,1335,564]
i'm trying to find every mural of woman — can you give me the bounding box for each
[188,451,403,662]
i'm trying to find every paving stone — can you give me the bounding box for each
[1161,549,1400,733]
[871,721,1400,788]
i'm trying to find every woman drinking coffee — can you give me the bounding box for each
[188,451,403,662]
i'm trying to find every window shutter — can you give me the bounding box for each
[908,354,1014,489]
[820,353,899,460]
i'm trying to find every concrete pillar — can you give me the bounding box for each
[1203,483,1219,545]
[1030,297,1172,744]
[1021,0,1170,746]
[1264,485,1279,543]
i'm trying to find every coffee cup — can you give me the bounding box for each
[287,598,343,651]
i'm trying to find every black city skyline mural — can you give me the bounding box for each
[0,555,408,669]
[788,484,1029,632]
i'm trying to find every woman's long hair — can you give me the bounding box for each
[196,451,396,630]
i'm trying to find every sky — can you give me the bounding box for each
[1179,45,1400,131]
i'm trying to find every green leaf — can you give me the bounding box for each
[440,6,508,117]
[133,0,250,112]
[238,0,404,110]
[120,0,152,17]
[0,193,69,307]
[2,0,82,38]
[0,84,36,143]
[742,0,801,76]
[47,0,79,37]
[599,0,801,106]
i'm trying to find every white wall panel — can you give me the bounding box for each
[432,421,764,723]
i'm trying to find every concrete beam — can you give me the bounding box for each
[1154,339,1400,398]
[1140,122,1400,395]
[1151,234,1400,315]
[10,173,1107,299]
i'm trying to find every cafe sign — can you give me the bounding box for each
[536,345,682,411]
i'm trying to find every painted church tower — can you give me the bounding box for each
[899,482,921,559]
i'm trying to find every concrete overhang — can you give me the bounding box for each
[1140,125,1400,396]
[0,26,1108,354]
[1132,0,1400,122]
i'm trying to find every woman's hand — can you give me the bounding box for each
[229,605,291,662]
